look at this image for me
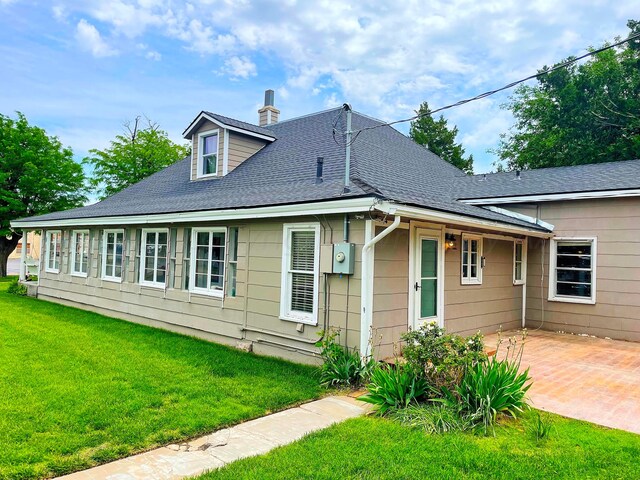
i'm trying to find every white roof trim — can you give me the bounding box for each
[182,112,276,142]
[11,198,378,229]
[375,202,552,238]
[460,188,640,205]
[484,206,555,231]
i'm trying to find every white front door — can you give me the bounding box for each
[413,229,444,329]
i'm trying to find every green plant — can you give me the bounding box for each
[389,404,472,434]
[528,411,553,443]
[440,334,532,435]
[6,279,27,296]
[401,322,486,393]
[359,364,428,415]
[316,329,375,387]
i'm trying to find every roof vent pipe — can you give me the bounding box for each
[515,169,521,180]
[316,157,324,184]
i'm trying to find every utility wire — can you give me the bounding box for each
[348,31,640,136]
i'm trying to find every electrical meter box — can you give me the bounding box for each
[333,243,355,275]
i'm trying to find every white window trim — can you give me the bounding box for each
[513,239,527,285]
[101,229,125,283]
[45,230,61,273]
[139,228,169,288]
[71,230,89,277]
[189,227,227,298]
[549,237,597,305]
[461,233,483,285]
[280,222,321,325]
[196,128,220,179]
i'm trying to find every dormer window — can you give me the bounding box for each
[198,129,219,177]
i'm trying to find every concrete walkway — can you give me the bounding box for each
[57,395,368,480]
[487,329,640,434]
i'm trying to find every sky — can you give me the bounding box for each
[0,0,636,174]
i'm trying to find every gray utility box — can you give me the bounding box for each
[332,242,355,275]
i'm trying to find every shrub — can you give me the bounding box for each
[7,279,28,296]
[316,329,375,387]
[440,334,532,435]
[401,322,486,394]
[389,404,473,434]
[359,364,428,415]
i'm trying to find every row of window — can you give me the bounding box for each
[459,234,595,303]
[44,224,320,324]
[45,227,241,297]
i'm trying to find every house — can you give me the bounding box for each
[11,91,640,363]
[8,231,40,260]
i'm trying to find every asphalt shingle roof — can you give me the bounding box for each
[457,159,640,200]
[25,107,626,232]
[204,112,276,138]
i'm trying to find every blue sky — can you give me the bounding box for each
[0,0,636,174]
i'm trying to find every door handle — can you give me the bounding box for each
[414,282,420,291]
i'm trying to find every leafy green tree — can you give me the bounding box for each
[84,117,190,199]
[0,112,86,276]
[495,20,640,170]
[409,101,474,174]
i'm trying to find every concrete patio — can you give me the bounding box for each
[488,329,640,434]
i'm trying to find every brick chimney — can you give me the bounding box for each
[258,89,280,126]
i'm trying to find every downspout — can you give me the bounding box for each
[522,237,528,328]
[360,214,401,357]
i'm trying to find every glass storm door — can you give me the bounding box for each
[414,235,440,327]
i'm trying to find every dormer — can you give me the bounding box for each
[182,91,278,181]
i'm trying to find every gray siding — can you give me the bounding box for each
[519,197,640,342]
[38,216,364,364]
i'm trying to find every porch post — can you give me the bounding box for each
[522,237,528,328]
[19,230,27,281]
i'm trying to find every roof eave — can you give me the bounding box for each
[375,201,552,238]
[182,111,276,142]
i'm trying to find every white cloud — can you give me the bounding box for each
[222,56,257,79]
[75,19,118,57]
[145,50,162,61]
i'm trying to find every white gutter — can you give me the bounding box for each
[375,202,553,238]
[11,198,377,229]
[460,188,640,205]
[484,205,555,231]
[360,214,401,357]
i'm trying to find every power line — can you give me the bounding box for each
[348,31,640,136]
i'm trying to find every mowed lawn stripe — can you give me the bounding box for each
[0,278,322,480]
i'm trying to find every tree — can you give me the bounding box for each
[84,117,190,199]
[0,112,86,276]
[409,101,474,174]
[494,20,640,171]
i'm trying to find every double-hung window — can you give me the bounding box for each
[280,223,320,325]
[45,230,61,273]
[71,230,90,276]
[513,239,526,285]
[102,229,124,282]
[550,238,596,304]
[190,227,226,296]
[197,129,219,177]
[461,234,482,285]
[140,229,168,288]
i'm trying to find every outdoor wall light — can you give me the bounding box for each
[445,233,456,250]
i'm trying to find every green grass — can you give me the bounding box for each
[199,412,640,479]
[0,277,323,479]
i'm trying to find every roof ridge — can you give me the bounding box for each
[472,158,640,177]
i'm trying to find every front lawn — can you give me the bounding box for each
[0,277,323,479]
[200,412,640,479]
